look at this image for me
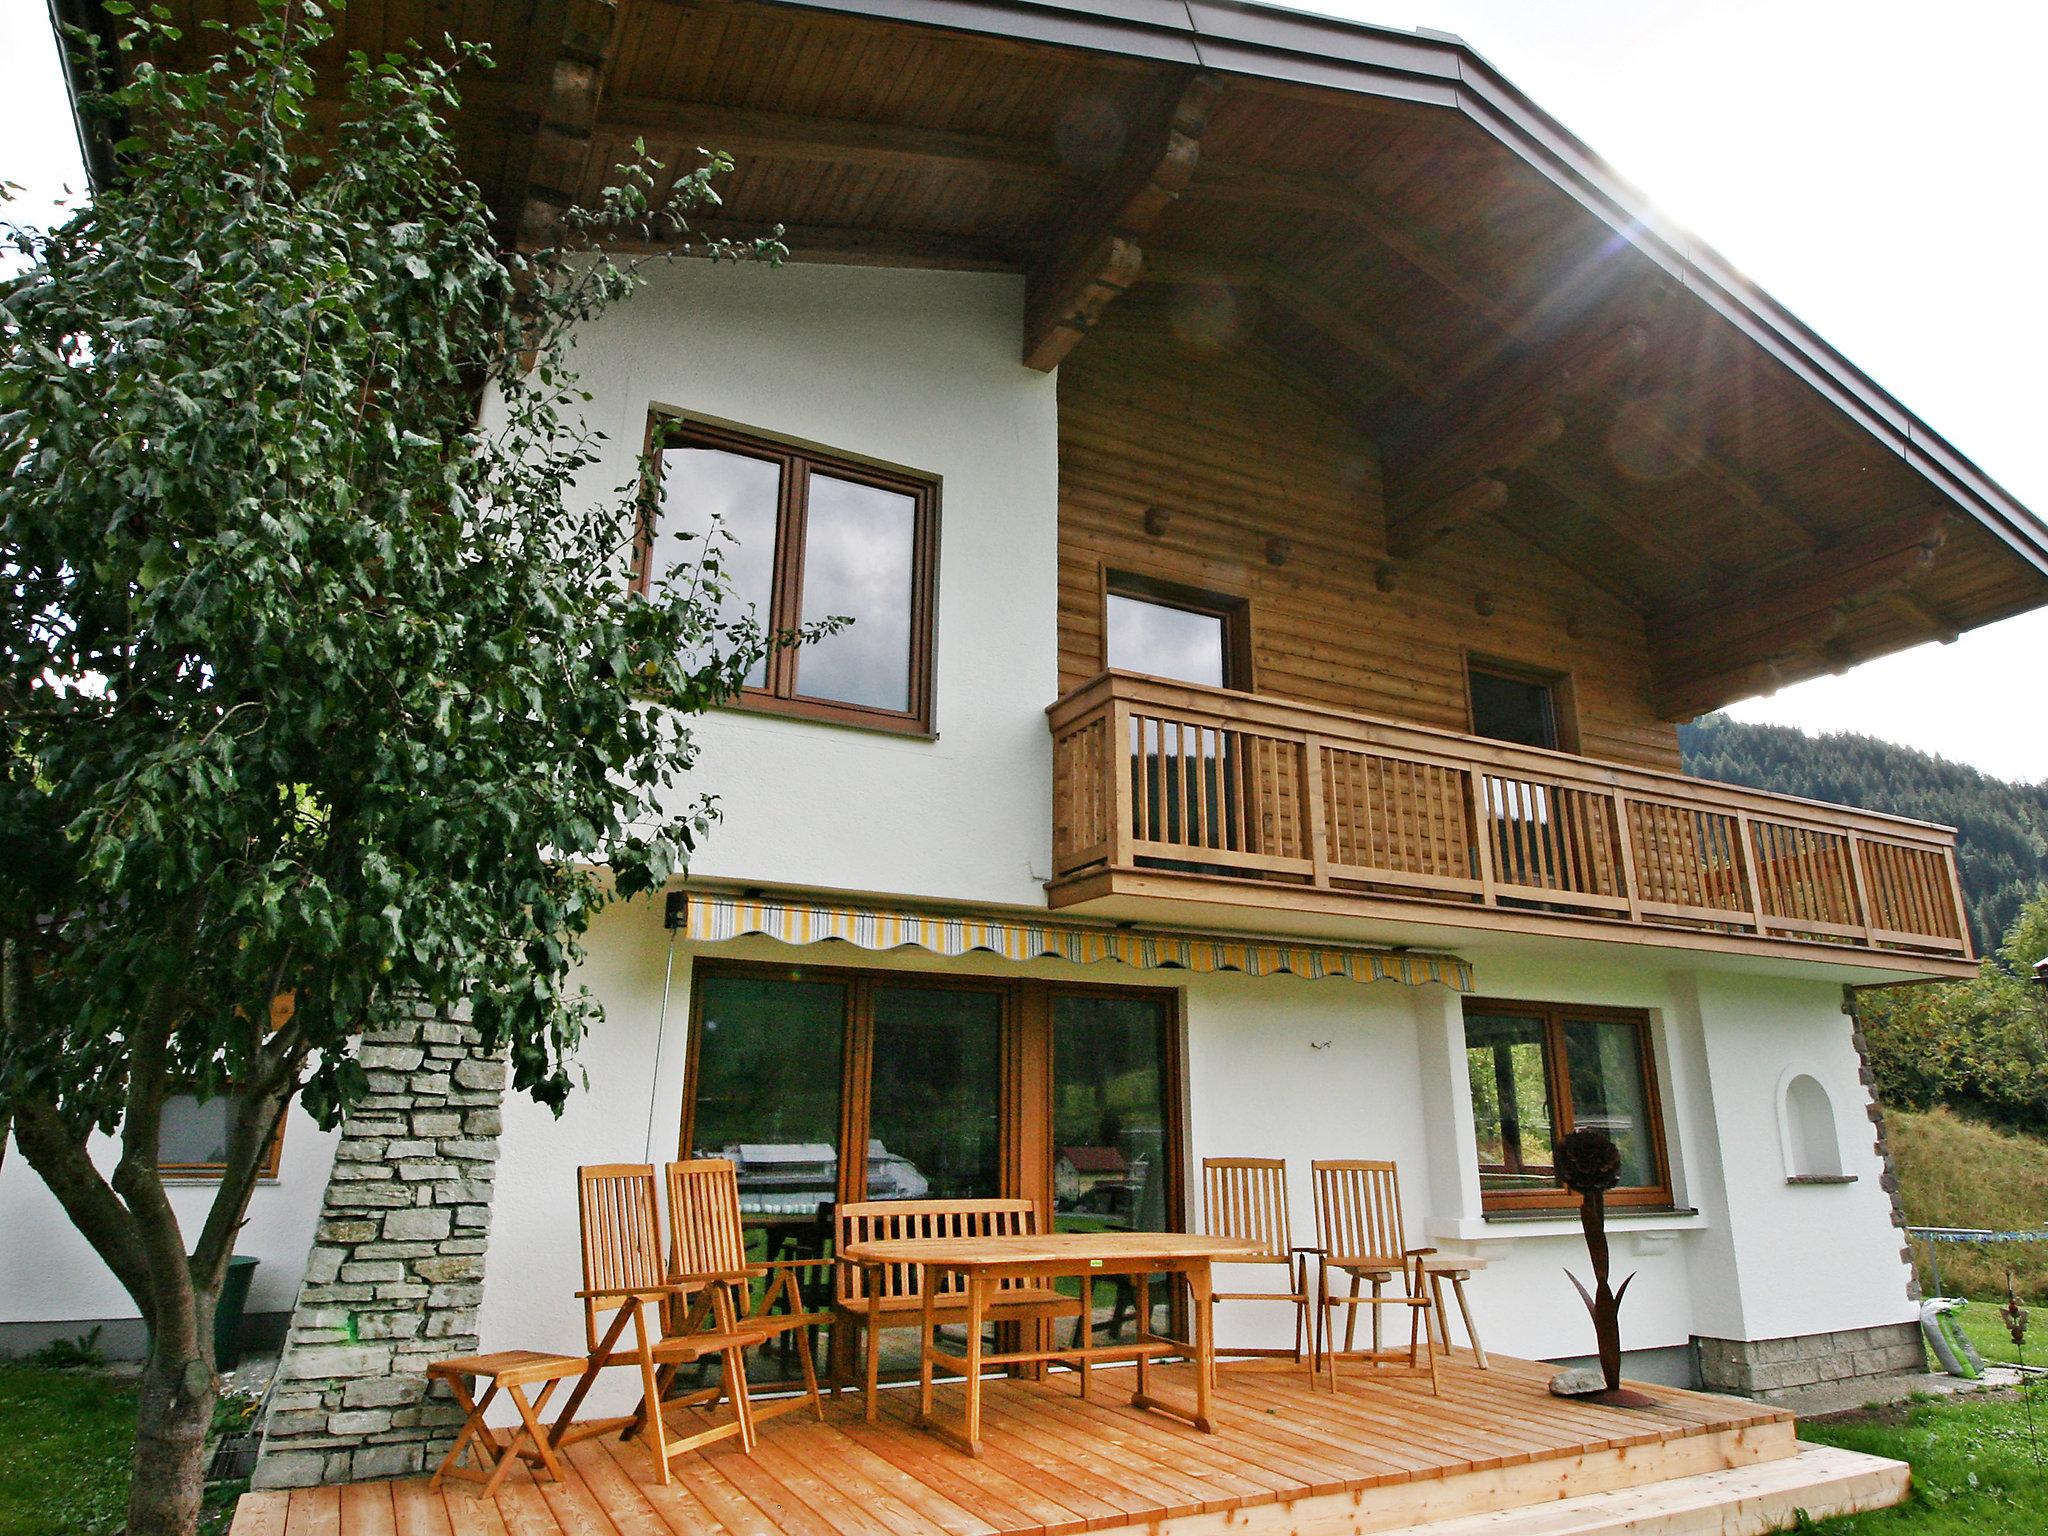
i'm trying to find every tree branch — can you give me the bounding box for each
[11,1100,159,1326]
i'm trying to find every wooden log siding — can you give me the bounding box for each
[1056,298,1687,773]
[1047,672,1972,963]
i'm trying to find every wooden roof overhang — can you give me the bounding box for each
[56,0,2048,719]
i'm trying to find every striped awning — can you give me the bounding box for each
[677,891,1473,992]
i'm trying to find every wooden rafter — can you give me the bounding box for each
[1386,477,1507,559]
[1259,271,1446,406]
[1517,456,1694,574]
[517,0,626,249]
[638,218,1024,271]
[1022,73,1222,371]
[1190,162,1529,343]
[594,100,1065,186]
[1383,322,1646,513]
[1649,514,1953,714]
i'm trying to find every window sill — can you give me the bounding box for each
[720,695,939,742]
[1786,1174,1858,1186]
[1425,1207,1704,1242]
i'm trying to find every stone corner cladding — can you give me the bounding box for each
[1693,1322,1926,1399]
[251,1007,509,1489]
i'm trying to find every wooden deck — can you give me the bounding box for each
[227,1354,1862,1536]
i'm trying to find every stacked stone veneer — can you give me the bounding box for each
[1696,1322,1925,1400]
[1844,987,1921,1301]
[252,1009,507,1488]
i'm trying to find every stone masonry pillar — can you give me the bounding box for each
[252,1006,507,1487]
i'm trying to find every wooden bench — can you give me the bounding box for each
[832,1198,1086,1420]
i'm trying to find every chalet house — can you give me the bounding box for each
[11,0,2048,1526]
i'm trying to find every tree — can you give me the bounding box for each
[1857,885,2048,1133]
[0,5,793,1531]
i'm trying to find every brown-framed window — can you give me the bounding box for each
[680,959,1185,1378]
[1103,571,1253,691]
[1466,656,1579,754]
[1462,999,1671,1211]
[640,415,940,735]
[157,1091,286,1183]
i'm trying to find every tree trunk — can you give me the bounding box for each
[128,1292,219,1536]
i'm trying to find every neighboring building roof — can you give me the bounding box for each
[1056,1145,1130,1173]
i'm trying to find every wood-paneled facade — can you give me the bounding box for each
[1057,292,1682,772]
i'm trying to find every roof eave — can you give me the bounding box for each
[751,0,2048,580]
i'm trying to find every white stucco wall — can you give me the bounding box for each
[472,894,1917,1416]
[562,258,1061,910]
[0,1111,339,1344]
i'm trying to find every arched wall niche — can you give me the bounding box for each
[1779,1069,1849,1182]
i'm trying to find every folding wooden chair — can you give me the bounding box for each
[551,1163,767,1484]
[1201,1157,1316,1369]
[666,1158,826,1423]
[1310,1159,1439,1394]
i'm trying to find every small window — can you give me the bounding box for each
[1463,1000,1670,1211]
[158,1093,285,1182]
[1468,660,1576,752]
[642,417,939,734]
[1104,573,1250,690]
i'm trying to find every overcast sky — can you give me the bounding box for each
[5,1,2044,782]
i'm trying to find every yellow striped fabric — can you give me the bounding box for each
[678,891,1472,992]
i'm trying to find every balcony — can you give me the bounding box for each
[1047,673,1973,974]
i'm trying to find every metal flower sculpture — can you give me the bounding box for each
[1557,1129,1655,1406]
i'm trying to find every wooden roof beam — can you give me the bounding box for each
[1384,321,1645,510]
[632,218,1024,271]
[517,0,625,249]
[1023,73,1221,371]
[594,100,1066,186]
[1885,591,1962,645]
[1258,272,1446,406]
[1386,405,1565,518]
[1190,163,1529,343]
[1655,509,1954,636]
[1518,455,1693,574]
[1387,476,1508,559]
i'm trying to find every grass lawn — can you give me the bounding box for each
[0,1364,135,1536]
[1801,1384,2048,1533]
[0,1364,248,1536]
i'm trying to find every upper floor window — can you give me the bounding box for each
[1467,658,1578,753]
[1104,572,1251,690]
[643,416,939,735]
[1462,999,1671,1212]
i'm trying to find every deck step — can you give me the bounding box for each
[1364,1445,1908,1536]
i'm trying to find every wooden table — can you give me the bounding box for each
[841,1231,1262,1456]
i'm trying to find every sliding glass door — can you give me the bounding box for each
[682,962,1183,1379]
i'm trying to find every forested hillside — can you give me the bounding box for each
[1680,714,2048,955]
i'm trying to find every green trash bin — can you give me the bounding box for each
[214,1255,259,1370]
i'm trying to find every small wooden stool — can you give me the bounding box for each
[428,1349,587,1495]
[1420,1256,1489,1368]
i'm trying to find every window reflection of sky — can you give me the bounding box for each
[657,446,778,687]
[1106,593,1226,686]
[798,474,914,712]
[656,450,916,713]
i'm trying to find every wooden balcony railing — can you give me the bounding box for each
[1047,672,1973,966]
